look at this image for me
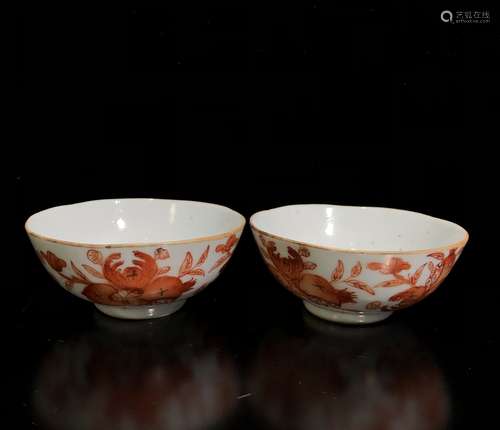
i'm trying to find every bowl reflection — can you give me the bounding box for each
[33,311,239,430]
[249,312,450,430]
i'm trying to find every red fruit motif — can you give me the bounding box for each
[258,235,356,308]
[299,274,357,307]
[39,245,215,306]
[258,233,462,311]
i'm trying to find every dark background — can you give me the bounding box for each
[15,2,498,429]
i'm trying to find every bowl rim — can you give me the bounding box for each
[25,198,246,248]
[250,204,469,255]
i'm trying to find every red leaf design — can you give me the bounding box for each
[345,279,375,295]
[350,261,362,278]
[82,264,105,279]
[367,262,384,271]
[40,251,67,272]
[179,252,193,275]
[215,234,238,254]
[195,246,210,267]
[428,252,445,260]
[71,261,90,283]
[303,261,317,270]
[374,279,407,288]
[208,254,230,273]
[410,263,426,285]
[186,268,205,277]
[156,266,171,275]
[225,234,238,250]
[331,260,344,281]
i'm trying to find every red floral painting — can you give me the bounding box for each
[208,234,239,273]
[366,248,461,311]
[257,233,462,311]
[40,245,213,306]
[258,235,357,308]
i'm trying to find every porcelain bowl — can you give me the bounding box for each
[250,204,468,324]
[26,199,245,319]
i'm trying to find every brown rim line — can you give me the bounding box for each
[25,198,246,248]
[249,204,469,255]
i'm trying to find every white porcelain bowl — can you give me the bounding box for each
[251,204,468,324]
[26,199,245,319]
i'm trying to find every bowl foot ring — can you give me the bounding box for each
[95,300,186,320]
[303,301,392,325]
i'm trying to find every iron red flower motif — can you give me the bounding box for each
[40,251,67,272]
[40,247,210,306]
[367,257,411,275]
[209,234,239,273]
[258,236,356,308]
[258,233,462,312]
[367,248,460,310]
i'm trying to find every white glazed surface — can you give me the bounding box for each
[27,199,244,319]
[26,199,244,245]
[251,204,467,252]
[251,205,468,323]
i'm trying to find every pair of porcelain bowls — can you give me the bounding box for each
[26,199,468,324]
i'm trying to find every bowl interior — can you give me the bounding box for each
[26,199,244,245]
[251,205,467,252]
